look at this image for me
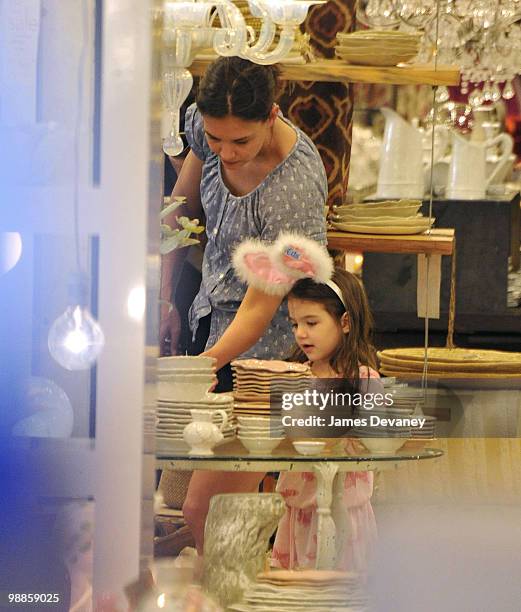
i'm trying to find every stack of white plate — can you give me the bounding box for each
[231,359,311,418]
[335,29,421,66]
[355,381,437,449]
[352,381,425,453]
[331,199,434,235]
[386,383,425,413]
[229,569,368,612]
[143,404,157,434]
[411,414,437,439]
[156,356,236,450]
[156,394,235,449]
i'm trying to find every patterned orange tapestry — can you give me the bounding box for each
[278,0,357,208]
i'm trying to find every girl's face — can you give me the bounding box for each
[202,109,276,170]
[288,298,349,366]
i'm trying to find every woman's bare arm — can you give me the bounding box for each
[201,286,284,370]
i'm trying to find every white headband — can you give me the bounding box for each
[325,280,347,309]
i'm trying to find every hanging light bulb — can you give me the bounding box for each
[48,273,105,370]
[47,1,104,372]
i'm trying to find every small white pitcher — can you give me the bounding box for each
[446,132,513,200]
[183,409,228,456]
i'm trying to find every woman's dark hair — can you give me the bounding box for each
[287,268,378,386]
[196,57,279,121]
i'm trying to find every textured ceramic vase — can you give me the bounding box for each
[202,493,285,608]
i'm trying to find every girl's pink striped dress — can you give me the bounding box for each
[272,366,380,571]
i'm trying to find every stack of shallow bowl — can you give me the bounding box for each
[331,199,434,235]
[237,415,285,455]
[231,359,311,418]
[158,355,216,400]
[143,403,157,434]
[156,356,235,449]
[378,348,521,386]
[352,379,428,453]
[386,383,424,413]
[335,29,421,66]
[411,414,437,439]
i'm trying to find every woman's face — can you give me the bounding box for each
[202,111,274,170]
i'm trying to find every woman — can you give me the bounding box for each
[160,57,328,553]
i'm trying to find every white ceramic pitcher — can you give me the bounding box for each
[446,132,514,200]
[183,409,228,455]
[376,108,425,199]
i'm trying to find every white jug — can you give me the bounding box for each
[183,409,228,456]
[376,108,425,199]
[423,124,450,193]
[446,132,513,200]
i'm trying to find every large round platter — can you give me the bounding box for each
[379,347,521,364]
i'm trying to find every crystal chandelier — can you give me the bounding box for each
[357,0,521,105]
[161,0,325,156]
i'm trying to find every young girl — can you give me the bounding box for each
[271,268,380,572]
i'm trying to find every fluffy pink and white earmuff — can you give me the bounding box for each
[232,232,334,296]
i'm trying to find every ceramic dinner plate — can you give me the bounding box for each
[335,198,421,209]
[232,359,311,374]
[335,44,418,54]
[234,370,309,378]
[337,29,421,38]
[334,207,420,219]
[156,409,233,417]
[156,430,235,439]
[333,214,425,224]
[331,221,433,235]
[157,393,233,405]
[335,53,416,67]
[234,410,280,416]
[334,215,432,227]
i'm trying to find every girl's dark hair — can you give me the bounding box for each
[196,57,279,121]
[288,268,378,386]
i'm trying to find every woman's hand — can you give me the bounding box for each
[159,302,181,356]
[159,151,203,356]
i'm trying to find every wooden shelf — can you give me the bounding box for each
[190,58,460,86]
[327,228,455,256]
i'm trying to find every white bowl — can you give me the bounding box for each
[238,429,285,439]
[237,416,281,427]
[158,372,214,380]
[360,438,405,454]
[237,436,284,455]
[158,367,214,375]
[292,440,327,456]
[238,424,284,433]
[157,356,216,369]
[158,376,215,389]
[158,379,213,401]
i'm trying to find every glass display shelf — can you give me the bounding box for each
[156,439,443,472]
